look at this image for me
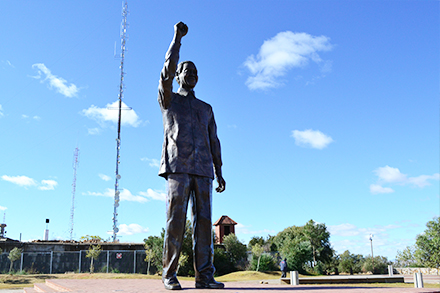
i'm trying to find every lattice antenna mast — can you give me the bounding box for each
[113,1,128,242]
[70,147,80,240]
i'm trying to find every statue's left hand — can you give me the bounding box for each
[215,176,226,193]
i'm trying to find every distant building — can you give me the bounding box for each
[213,215,237,244]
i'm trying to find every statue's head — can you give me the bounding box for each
[176,61,198,90]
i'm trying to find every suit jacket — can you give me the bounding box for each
[158,40,222,179]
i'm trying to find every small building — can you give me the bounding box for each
[213,215,237,244]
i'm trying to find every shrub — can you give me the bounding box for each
[249,254,278,272]
[213,248,235,276]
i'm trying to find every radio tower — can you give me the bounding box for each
[70,147,80,240]
[112,1,128,242]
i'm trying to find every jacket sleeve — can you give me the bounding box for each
[209,109,223,173]
[158,41,181,109]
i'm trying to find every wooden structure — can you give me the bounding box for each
[213,215,237,243]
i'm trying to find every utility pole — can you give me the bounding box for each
[369,234,374,273]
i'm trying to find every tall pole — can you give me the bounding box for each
[369,234,374,273]
[70,147,80,240]
[113,1,128,242]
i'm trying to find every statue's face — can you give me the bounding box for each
[177,62,198,89]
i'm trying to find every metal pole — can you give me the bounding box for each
[50,251,53,274]
[79,250,82,273]
[133,251,136,273]
[370,234,374,273]
[107,251,110,273]
[20,252,23,272]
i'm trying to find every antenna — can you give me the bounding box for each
[112,0,128,242]
[0,212,6,238]
[70,147,80,240]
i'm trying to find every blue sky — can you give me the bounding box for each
[1,0,438,260]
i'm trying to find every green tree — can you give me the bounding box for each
[80,235,103,242]
[395,245,418,267]
[322,249,340,275]
[338,250,364,274]
[362,255,390,274]
[176,220,194,276]
[8,247,22,273]
[273,225,313,273]
[248,236,265,249]
[249,253,278,272]
[144,232,164,274]
[248,235,277,252]
[415,217,440,269]
[86,244,102,273]
[223,234,247,266]
[251,244,264,271]
[177,254,189,274]
[145,247,154,275]
[213,248,235,276]
[303,220,332,267]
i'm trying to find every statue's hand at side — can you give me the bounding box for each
[174,21,188,39]
[216,176,226,193]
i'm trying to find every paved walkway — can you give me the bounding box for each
[21,279,440,293]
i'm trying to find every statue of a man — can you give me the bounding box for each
[158,21,226,290]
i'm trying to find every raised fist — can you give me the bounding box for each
[174,21,188,38]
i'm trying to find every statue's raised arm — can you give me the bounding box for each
[158,22,188,109]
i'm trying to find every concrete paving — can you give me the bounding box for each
[19,278,440,293]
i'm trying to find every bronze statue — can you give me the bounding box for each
[158,22,226,290]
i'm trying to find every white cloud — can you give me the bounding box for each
[329,222,405,257]
[0,105,3,117]
[292,129,333,149]
[2,175,57,190]
[2,175,37,187]
[99,174,112,181]
[0,206,7,211]
[371,166,439,194]
[22,114,41,121]
[32,63,79,97]
[244,31,333,90]
[235,223,275,235]
[116,223,149,236]
[374,166,407,184]
[141,158,160,168]
[139,189,166,201]
[87,128,101,135]
[1,60,14,68]
[328,223,360,237]
[84,188,149,203]
[370,184,394,194]
[82,100,141,127]
[408,174,440,188]
[38,179,58,190]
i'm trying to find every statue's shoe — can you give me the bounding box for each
[163,277,182,290]
[195,278,225,289]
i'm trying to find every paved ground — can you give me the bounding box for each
[20,278,440,293]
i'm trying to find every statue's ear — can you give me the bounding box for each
[175,75,180,85]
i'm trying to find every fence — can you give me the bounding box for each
[0,250,153,274]
[396,267,439,275]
